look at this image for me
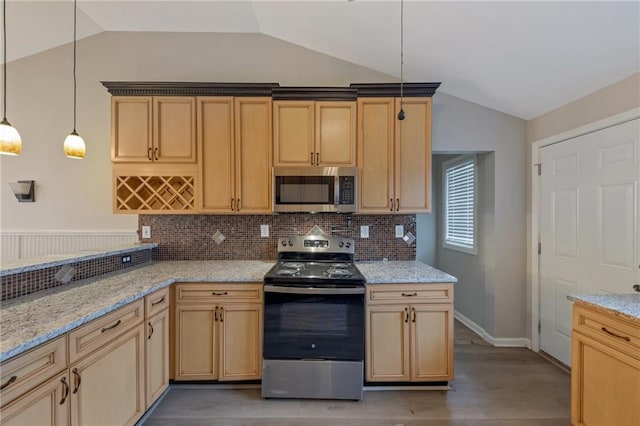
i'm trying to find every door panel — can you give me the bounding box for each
[411,304,453,380]
[219,304,262,381]
[366,305,409,381]
[316,101,356,166]
[175,306,217,380]
[540,118,640,366]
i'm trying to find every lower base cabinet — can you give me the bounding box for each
[1,372,70,426]
[146,308,170,408]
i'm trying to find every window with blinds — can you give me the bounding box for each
[443,155,477,254]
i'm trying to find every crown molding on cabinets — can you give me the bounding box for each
[101,82,280,97]
[350,82,441,98]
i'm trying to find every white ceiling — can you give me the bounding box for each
[3,1,639,119]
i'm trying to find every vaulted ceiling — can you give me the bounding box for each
[3,1,639,120]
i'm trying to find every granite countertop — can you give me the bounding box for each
[569,294,640,323]
[1,259,456,362]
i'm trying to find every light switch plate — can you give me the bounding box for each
[141,226,151,239]
[260,224,269,237]
[395,225,404,238]
[360,225,369,239]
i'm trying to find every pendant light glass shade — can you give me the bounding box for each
[63,130,85,159]
[64,0,85,159]
[0,119,22,155]
[1,0,22,155]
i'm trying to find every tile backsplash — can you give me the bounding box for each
[139,214,416,261]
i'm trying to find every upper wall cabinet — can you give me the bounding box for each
[357,97,433,214]
[273,101,356,167]
[112,96,196,163]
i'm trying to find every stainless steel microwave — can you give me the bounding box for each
[273,167,357,213]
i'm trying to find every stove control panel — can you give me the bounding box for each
[304,240,329,248]
[277,235,355,254]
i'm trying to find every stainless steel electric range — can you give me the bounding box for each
[261,235,366,400]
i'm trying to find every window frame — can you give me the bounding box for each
[442,154,478,255]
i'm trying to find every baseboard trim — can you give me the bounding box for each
[455,310,531,348]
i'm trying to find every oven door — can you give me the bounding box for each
[263,285,365,361]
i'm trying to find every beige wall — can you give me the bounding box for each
[527,72,640,143]
[0,31,392,231]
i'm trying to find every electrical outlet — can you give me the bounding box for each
[395,225,404,238]
[121,255,131,264]
[141,226,151,239]
[360,225,369,239]
[260,224,269,237]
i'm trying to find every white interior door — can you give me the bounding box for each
[539,118,639,366]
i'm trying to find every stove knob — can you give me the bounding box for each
[339,241,344,248]
[288,240,294,247]
[281,240,287,247]
[345,241,351,248]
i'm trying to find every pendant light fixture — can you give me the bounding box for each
[0,0,22,155]
[63,0,85,159]
[397,0,406,121]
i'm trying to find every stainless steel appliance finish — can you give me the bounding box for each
[262,359,364,400]
[262,235,365,400]
[273,166,357,213]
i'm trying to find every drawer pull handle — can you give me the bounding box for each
[101,319,121,333]
[401,292,418,297]
[1,375,17,390]
[148,321,154,340]
[60,377,70,405]
[151,296,165,306]
[601,327,631,342]
[72,368,81,394]
[212,292,228,296]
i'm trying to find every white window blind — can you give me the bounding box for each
[444,156,476,254]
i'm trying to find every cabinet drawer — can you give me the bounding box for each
[367,284,453,305]
[145,287,170,318]
[68,299,144,364]
[175,283,263,304]
[0,336,67,407]
[573,305,640,359]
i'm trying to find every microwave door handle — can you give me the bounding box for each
[264,285,365,295]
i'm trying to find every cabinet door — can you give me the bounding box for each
[145,309,169,408]
[411,304,454,381]
[153,97,197,163]
[273,101,314,166]
[218,304,263,381]
[175,305,217,380]
[366,305,410,381]
[316,101,356,166]
[111,96,153,162]
[0,372,70,426]
[234,97,272,213]
[572,332,640,426]
[357,98,395,213]
[198,97,235,212]
[70,324,145,426]
[395,97,432,213]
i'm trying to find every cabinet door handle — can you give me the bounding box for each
[390,199,394,212]
[72,368,81,394]
[147,147,152,161]
[148,321,154,340]
[601,327,631,342]
[412,307,416,323]
[231,198,235,211]
[396,198,400,212]
[401,292,418,297]
[151,296,165,306]
[316,152,320,166]
[101,319,121,333]
[310,152,314,165]
[212,291,228,296]
[0,375,17,390]
[237,198,240,211]
[404,307,409,323]
[154,147,159,161]
[214,306,218,322]
[59,377,70,405]
[219,307,224,322]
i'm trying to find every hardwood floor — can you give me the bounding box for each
[142,321,570,425]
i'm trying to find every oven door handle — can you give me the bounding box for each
[264,284,365,295]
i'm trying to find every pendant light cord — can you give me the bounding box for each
[73,0,77,132]
[400,0,404,101]
[3,0,8,121]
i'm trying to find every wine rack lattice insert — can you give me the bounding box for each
[116,175,196,211]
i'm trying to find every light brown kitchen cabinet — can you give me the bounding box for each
[366,283,454,382]
[0,372,70,426]
[571,304,640,426]
[111,96,196,163]
[357,97,432,213]
[145,288,170,408]
[174,283,263,381]
[273,101,356,167]
[198,97,272,213]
